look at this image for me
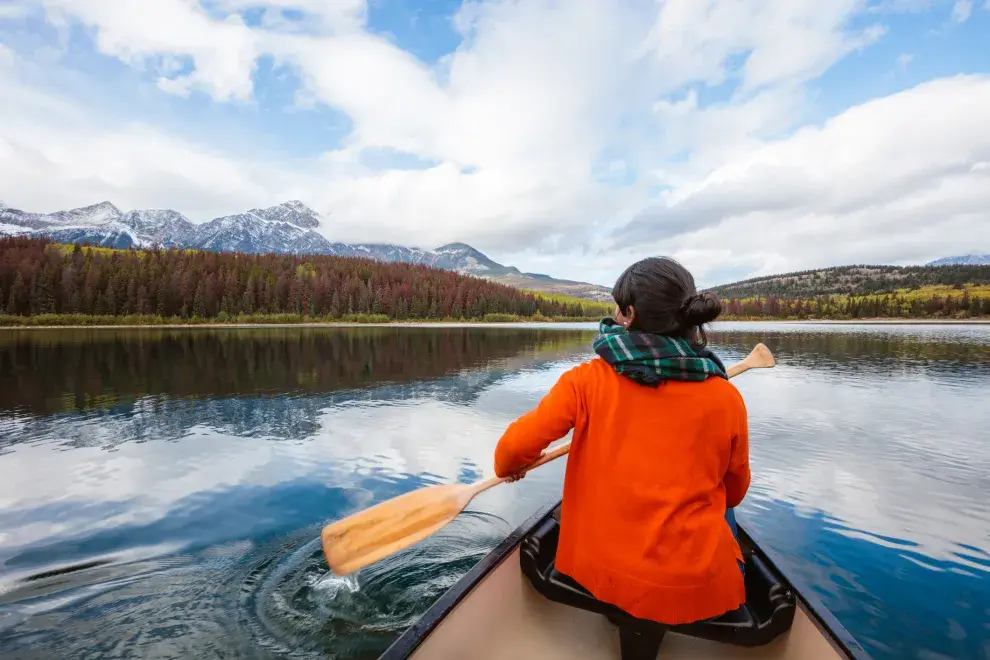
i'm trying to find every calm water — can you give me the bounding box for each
[0,323,987,660]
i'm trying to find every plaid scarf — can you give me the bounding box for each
[592,317,726,387]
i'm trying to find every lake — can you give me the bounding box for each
[0,323,987,659]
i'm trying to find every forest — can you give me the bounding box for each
[0,238,603,324]
[720,291,989,320]
[1,237,986,323]
[711,263,990,298]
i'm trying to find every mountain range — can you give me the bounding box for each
[0,199,612,302]
[7,198,980,303]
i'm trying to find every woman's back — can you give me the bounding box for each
[494,357,749,625]
[493,255,751,626]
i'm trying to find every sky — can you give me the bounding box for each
[0,0,988,287]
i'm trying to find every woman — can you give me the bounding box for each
[494,256,750,625]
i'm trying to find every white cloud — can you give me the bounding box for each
[0,0,988,282]
[0,82,299,217]
[614,76,990,281]
[896,52,915,69]
[40,0,261,101]
[951,0,973,21]
[642,0,885,92]
[0,43,15,70]
[0,4,32,20]
[215,0,367,32]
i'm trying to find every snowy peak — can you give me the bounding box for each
[121,208,191,230]
[187,209,332,255]
[928,254,990,266]
[120,209,194,247]
[248,200,322,229]
[434,242,475,252]
[431,242,520,275]
[44,201,122,227]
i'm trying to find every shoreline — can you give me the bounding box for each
[0,320,598,330]
[721,318,990,325]
[1,318,989,330]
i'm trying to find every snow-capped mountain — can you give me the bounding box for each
[927,254,990,266]
[1,200,331,254]
[0,199,612,300]
[248,199,321,229]
[428,243,522,275]
[120,209,195,247]
[2,200,122,230]
[184,211,327,254]
[41,201,122,226]
[0,201,148,249]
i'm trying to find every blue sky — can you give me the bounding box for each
[1,0,989,286]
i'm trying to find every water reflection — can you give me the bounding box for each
[0,328,589,450]
[0,327,589,416]
[0,324,988,660]
[712,326,990,376]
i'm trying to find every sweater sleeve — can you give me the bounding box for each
[724,386,751,509]
[493,363,585,478]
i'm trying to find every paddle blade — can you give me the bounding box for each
[749,343,775,369]
[321,483,474,576]
[725,342,776,379]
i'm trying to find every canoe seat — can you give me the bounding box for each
[520,509,796,660]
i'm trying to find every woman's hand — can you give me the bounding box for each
[503,450,547,482]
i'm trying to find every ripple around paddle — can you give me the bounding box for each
[238,510,513,660]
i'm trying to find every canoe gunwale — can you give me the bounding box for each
[736,524,871,660]
[380,498,561,659]
[381,498,871,660]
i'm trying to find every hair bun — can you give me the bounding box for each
[681,291,722,325]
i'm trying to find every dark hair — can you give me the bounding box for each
[612,256,721,347]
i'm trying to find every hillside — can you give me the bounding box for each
[710,264,990,299]
[0,199,612,302]
[710,264,990,320]
[496,273,612,302]
[0,237,606,324]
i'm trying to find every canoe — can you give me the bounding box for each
[381,498,871,659]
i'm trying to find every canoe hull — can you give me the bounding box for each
[382,500,869,660]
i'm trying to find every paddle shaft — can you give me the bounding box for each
[467,344,771,497]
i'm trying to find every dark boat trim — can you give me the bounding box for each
[380,497,562,659]
[381,499,871,660]
[737,524,871,660]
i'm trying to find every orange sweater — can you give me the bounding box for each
[494,357,750,625]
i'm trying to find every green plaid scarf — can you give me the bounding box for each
[592,317,726,387]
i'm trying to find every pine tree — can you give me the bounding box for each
[6,273,24,315]
[33,266,55,314]
[193,283,206,318]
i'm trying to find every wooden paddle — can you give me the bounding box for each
[321,342,776,575]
